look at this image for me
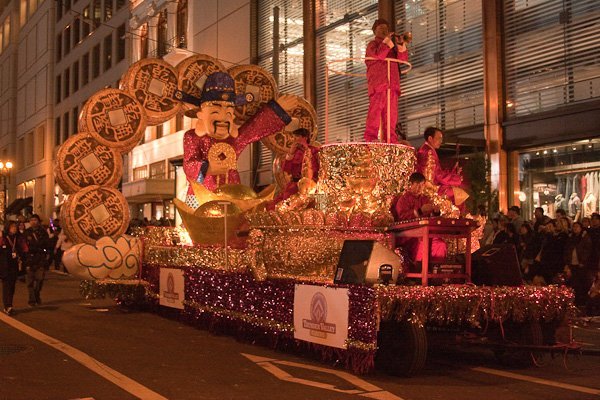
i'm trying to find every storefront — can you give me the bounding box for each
[517,138,600,221]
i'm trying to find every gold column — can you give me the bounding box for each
[303,0,316,105]
[483,0,508,212]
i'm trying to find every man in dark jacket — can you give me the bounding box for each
[24,214,49,306]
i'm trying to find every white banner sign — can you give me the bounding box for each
[293,284,349,349]
[159,268,185,309]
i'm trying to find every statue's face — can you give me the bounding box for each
[196,101,238,140]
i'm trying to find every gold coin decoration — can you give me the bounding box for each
[261,94,318,155]
[227,64,278,125]
[55,133,122,194]
[61,185,130,245]
[79,88,147,152]
[121,58,181,125]
[207,142,237,174]
[177,54,225,114]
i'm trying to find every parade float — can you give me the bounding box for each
[56,54,576,376]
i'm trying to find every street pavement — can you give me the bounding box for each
[1,272,599,400]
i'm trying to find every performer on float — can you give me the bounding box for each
[416,126,464,206]
[182,71,296,207]
[364,18,408,143]
[271,127,320,207]
[392,172,446,262]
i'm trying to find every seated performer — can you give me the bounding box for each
[392,172,446,263]
[271,128,320,207]
[416,127,464,206]
[363,18,408,143]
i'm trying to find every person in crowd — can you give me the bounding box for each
[557,216,572,234]
[581,217,591,230]
[563,222,593,307]
[1,221,27,315]
[24,214,49,307]
[518,223,538,280]
[46,218,60,270]
[391,172,445,263]
[532,207,551,233]
[54,229,72,274]
[507,205,524,232]
[534,219,568,285]
[588,213,600,275]
[416,127,464,206]
[586,270,600,316]
[363,18,408,143]
[491,218,510,245]
[270,128,320,207]
[555,208,573,227]
[504,222,520,249]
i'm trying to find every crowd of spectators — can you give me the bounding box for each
[482,207,600,315]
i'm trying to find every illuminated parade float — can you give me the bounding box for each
[55,54,576,376]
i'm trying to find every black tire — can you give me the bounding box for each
[375,320,428,376]
[494,320,544,367]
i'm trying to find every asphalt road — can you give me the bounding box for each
[1,272,599,400]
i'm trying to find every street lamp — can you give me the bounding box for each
[0,160,13,221]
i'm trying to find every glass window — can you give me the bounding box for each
[176,0,188,48]
[395,0,484,138]
[504,0,600,118]
[72,106,79,134]
[140,23,148,59]
[133,166,148,180]
[63,67,70,98]
[82,53,89,86]
[63,25,71,55]
[104,0,113,21]
[56,33,62,61]
[157,10,168,57]
[63,112,69,138]
[54,117,61,146]
[103,34,112,71]
[55,74,61,103]
[315,0,378,144]
[117,24,126,62]
[150,161,166,179]
[92,44,100,78]
[72,61,79,92]
[73,18,81,46]
[517,139,600,220]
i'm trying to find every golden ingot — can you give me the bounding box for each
[214,184,257,200]
[190,181,275,213]
[194,200,242,218]
[174,198,242,245]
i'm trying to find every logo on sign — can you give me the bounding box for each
[163,272,179,303]
[302,292,336,338]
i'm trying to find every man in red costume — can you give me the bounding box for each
[392,172,446,262]
[364,18,408,143]
[182,72,296,208]
[416,127,463,205]
[271,128,320,206]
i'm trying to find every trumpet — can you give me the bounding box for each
[392,31,413,44]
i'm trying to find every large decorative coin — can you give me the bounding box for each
[55,133,122,194]
[227,64,277,126]
[61,186,130,244]
[79,88,146,152]
[177,54,225,115]
[121,58,181,125]
[261,94,318,155]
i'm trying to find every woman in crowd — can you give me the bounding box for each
[564,222,593,307]
[518,223,538,279]
[0,221,28,315]
[535,219,568,284]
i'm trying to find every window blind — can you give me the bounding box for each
[504,0,600,118]
[257,0,305,184]
[395,0,484,139]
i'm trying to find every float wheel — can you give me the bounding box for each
[376,320,428,376]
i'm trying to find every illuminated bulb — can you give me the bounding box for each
[535,152,540,156]
[543,150,548,155]
[553,149,557,153]
[572,147,577,150]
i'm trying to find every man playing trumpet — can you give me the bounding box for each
[364,18,410,143]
